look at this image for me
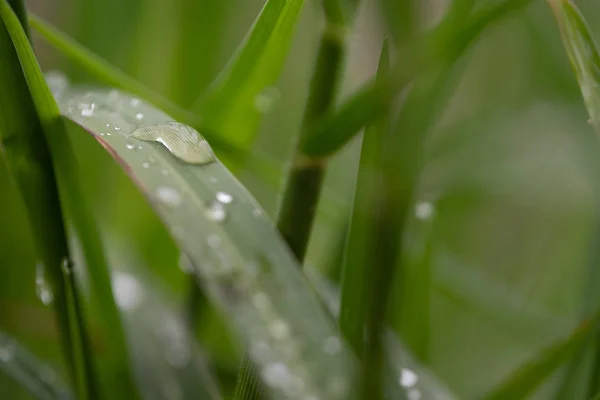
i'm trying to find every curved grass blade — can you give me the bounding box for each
[0,3,138,398]
[193,0,305,147]
[547,1,600,397]
[483,310,600,400]
[109,261,222,400]
[0,331,72,400]
[52,78,358,400]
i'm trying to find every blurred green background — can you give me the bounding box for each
[3,0,600,398]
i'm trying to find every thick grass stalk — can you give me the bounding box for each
[234,15,349,400]
[0,0,96,397]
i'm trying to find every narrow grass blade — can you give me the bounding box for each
[0,3,138,398]
[301,0,534,158]
[193,0,305,147]
[483,311,600,400]
[0,331,72,400]
[52,79,358,400]
[339,42,390,356]
[547,1,600,397]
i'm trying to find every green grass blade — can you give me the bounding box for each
[0,3,139,398]
[0,331,72,400]
[193,0,305,148]
[546,0,600,134]
[339,41,390,356]
[546,1,600,397]
[483,311,600,400]
[29,14,280,173]
[53,81,358,400]
[0,1,86,395]
[301,0,534,158]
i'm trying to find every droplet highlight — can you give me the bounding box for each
[156,186,182,207]
[414,201,434,221]
[205,201,226,222]
[399,368,418,388]
[35,262,54,306]
[112,271,143,311]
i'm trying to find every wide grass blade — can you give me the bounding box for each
[0,2,138,398]
[193,0,305,147]
[0,331,72,400]
[483,310,600,400]
[300,0,534,158]
[51,78,358,400]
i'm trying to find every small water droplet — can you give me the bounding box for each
[216,191,233,204]
[269,320,290,341]
[399,368,418,388]
[143,162,150,169]
[323,336,341,355]
[162,169,169,176]
[252,208,263,217]
[126,143,136,150]
[130,98,141,107]
[407,389,422,400]
[135,112,144,120]
[0,346,13,362]
[205,201,226,222]
[254,87,280,114]
[35,263,54,306]
[131,122,215,165]
[252,292,270,310]
[112,271,143,311]
[262,362,291,388]
[114,126,121,131]
[106,123,111,128]
[178,254,193,274]
[80,103,95,117]
[207,234,221,248]
[156,186,182,207]
[414,201,434,221]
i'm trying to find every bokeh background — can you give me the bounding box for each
[3,0,600,398]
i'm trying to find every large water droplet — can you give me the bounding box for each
[414,201,434,221]
[399,368,418,388]
[131,122,215,165]
[156,186,182,207]
[112,271,143,311]
[205,201,226,222]
[261,362,291,388]
[35,263,54,306]
[216,191,233,204]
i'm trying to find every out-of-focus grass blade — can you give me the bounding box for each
[339,42,390,356]
[0,3,138,398]
[483,311,600,400]
[193,0,305,147]
[51,77,357,400]
[547,0,600,132]
[108,259,222,400]
[29,14,280,175]
[0,331,72,400]
[301,0,533,158]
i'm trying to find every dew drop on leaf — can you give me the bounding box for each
[135,112,144,121]
[131,122,215,165]
[205,201,226,222]
[414,201,434,221]
[399,368,419,388]
[0,346,13,363]
[216,191,233,204]
[156,186,182,207]
[112,271,144,311]
[35,262,54,306]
